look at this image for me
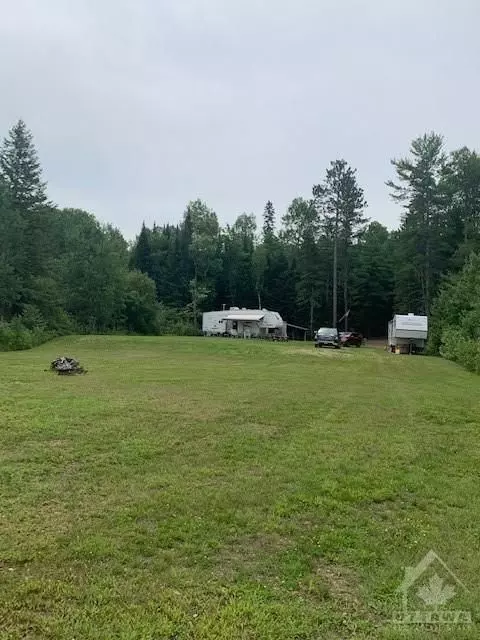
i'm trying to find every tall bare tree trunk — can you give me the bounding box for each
[257,291,262,310]
[425,247,430,316]
[343,245,349,331]
[332,215,338,328]
[425,212,430,316]
[192,267,198,328]
[310,295,314,336]
[192,289,197,328]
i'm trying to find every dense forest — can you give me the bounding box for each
[0,121,158,349]
[2,120,480,365]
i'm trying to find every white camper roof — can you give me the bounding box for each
[394,314,428,331]
[225,313,265,321]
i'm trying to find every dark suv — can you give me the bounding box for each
[314,327,340,349]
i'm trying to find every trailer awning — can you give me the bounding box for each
[224,313,265,321]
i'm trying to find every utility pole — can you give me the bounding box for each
[332,210,338,328]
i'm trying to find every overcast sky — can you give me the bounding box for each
[1,0,478,237]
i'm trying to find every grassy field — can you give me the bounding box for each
[0,336,479,639]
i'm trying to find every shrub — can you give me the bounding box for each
[440,328,480,373]
[157,305,201,336]
[0,317,54,351]
[21,305,46,331]
[123,271,159,335]
[430,253,480,372]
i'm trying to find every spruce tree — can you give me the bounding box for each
[0,120,48,210]
[263,201,275,242]
[131,223,152,276]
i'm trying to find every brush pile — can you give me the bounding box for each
[50,357,86,375]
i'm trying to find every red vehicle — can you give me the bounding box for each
[339,331,363,347]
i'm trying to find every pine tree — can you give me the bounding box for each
[0,120,48,210]
[440,147,480,269]
[263,201,275,242]
[282,197,322,333]
[184,200,220,326]
[350,222,394,337]
[131,223,152,276]
[387,133,445,315]
[0,178,24,318]
[314,160,367,328]
[223,214,256,308]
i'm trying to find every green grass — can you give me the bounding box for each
[0,336,479,639]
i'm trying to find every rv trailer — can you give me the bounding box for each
[388,313,428,354]
[202,307,287,339]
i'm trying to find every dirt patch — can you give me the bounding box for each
[317,563,361,606]
[364,338,387,349]
[311,561,384,629]
[297,560,364,611]
[213,532,292,580]
[288,348,353,358]
[48,439,69,448]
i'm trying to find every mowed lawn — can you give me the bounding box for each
[0,337,479,639]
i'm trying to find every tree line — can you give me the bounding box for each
[0,120,158,349]
[2,120,480,360]
[131,132,480,340]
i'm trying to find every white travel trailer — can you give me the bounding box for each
[201,311,227,335]
[202,307,287,339]
[388,313,428,353]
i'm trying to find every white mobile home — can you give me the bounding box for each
[388,313,428,353]
[202,308,287,339]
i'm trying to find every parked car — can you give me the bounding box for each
[339,331,363,347]
[315,327,340,349]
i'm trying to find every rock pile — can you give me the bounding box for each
[50,357,86,375]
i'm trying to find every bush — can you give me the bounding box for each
[440,327,480,373]
[123,271,159,335]
[0,317,54,351]
[21,305,46,331]
[157,305,201,336]
[430,253,480,372]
